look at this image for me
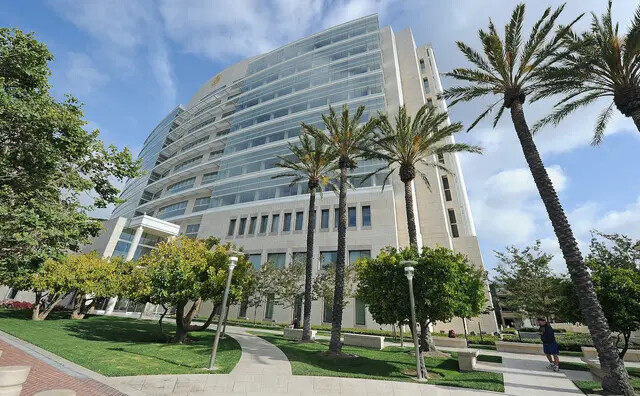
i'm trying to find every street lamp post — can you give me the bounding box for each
[402,261,426,381]
[208,255,238,370]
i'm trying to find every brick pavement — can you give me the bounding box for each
[0,339,126,396]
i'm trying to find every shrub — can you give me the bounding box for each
[0,300,34,310]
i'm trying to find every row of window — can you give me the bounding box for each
[247,249,370,271]
[227,206,372,238]
[320,206,371,229]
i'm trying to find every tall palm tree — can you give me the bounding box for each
[307,104,377,354]
[443,4,634,394]
[274,133,338,342]
[368,104,481,250]
[533,1,640,144]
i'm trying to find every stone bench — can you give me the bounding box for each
[457,349,479,372]
[581,347,640,362]
[0,366,31,396]
[283,328,317,341]
[34,390,77,396]
[343,333,385,350]
[434,337,468,348]
[495,341,544,354]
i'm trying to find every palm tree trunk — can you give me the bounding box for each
[403,180,418,249]
[510,101,634,395]
[329,166,348,353]
[302,189,316,342]
[632,110,640,133]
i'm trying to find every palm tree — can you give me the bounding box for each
[368,104,481,250]
[307,104,377,354]
[533,1,640,144]
[443,4,634,394]
[274,133,338,342]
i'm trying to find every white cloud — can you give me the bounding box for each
[158,0,398,62]
[50,0,177,108]
[63,52,107,96]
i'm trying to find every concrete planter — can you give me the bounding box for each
[581,346,640,362]
[343,333,385,350]
[34,390,77,396]
[495,341,544,354]
[0,366,31,396]
[457,349,479,372]
[584,358,603,380]
[433,337,468,348]
[283,328,316,341]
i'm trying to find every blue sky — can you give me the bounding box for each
[3,0,640,274]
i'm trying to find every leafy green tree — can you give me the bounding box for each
[67,253,123,320]
[0,28,140,304]
[274,133,337,340]
[311,262,358,317]
[493,241,562,320]
[268,257,305,325]
[356,247,486,355]
[368,105,481,248]
[306,104,377,353]
[560,232,640,359]
[533,1,640,141]
[443,4,632,393]
[131,236,250,343]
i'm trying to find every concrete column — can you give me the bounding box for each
[125,226,144,261]
[106,226,144,315]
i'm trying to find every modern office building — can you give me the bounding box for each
[79,15,498,333]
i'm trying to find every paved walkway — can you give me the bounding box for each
[0,335,130,396]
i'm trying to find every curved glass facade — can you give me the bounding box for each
[113,15,387,221]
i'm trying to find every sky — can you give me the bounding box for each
[3,0,640,275]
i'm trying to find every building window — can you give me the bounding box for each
[348,207,357,227]
[193,197,211,212]
[448,209,459,238]
[167,177,196,194]
[320,251,337,268]
[442,176,452,202]
[423,78,431,94]
[260,215,268,233]
[419,59,426,72]
[157,201,187,219]
[362,205,371,227]
[349,250,370,265]
[227,219,236,236]
[295,211,304,230]
[174,155,202,173]
[437,153,445,164]
[185,224,200,239]
[248,216,257,235]
[249,254,262,269]
[265,294,275,319]
[283,213,292,232]
[355,298,366,326]
[292,252,307,264]
[267,253,286,268]
[323,299,332,323]
[427,98,433,107]
[270,214,280,233]
[334,208,339,228]
[238,217,247,235]
[201,171,218,185]
[321,209,329,229]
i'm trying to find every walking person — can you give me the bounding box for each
[538,318,560,371]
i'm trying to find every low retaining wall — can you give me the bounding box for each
[495,341,544,355]
[283,328,317,341]
[433,337,468,348]
[581,347,640,362]
[343,333,385,350]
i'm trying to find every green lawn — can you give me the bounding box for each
[0,309,241,376]
[447,351,503,364]
[573,366,640,394]
[253,332,504,392]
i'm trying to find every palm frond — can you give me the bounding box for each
[591,101,615,146]
[532,92,602,133]
[467,99,502,131]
